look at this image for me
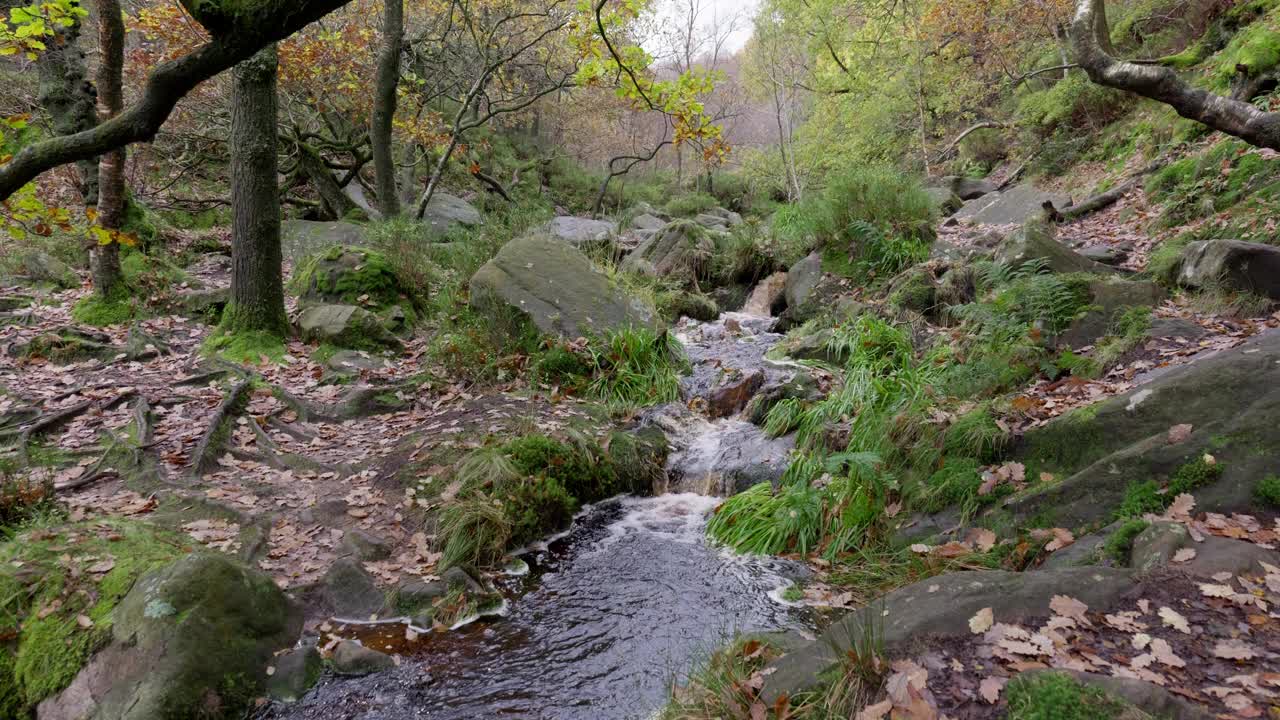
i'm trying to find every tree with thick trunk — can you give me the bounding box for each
[0,0,354,202]
[223,44,288,337]
[92,0,126,300]
[371,0,403,218]
[35,13,98,206]
[1071,0,1280,150]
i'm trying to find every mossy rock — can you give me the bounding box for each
[0,520,189,717]
[886,265,940,315]
[659,292,718,322]
[297,304,404,353]
[996,216,1115,275]
[8,328,116,364]
[292,246,417,323]
[37,551,301,720]
[15,251,77,290]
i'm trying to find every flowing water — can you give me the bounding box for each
[270,495,812,720]
[270,286,815,720]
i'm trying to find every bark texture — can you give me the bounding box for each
[225,45,289,336]
[1071,0,1280,150]
[296,142,359,220]
[0,0,353,202]
[371,0,403,217]
[92,0,127,300]
[35,16,98,205]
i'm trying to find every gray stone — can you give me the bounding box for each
[323,557,387,618]
[471,234,657,338]
[331,640,395,676]
[266,646,323,703]
[631,213,667,232]
[542,216,617,250]
[326,350,388,373]
[647,404,795,496]
[442,566,484,594]
[340,528,392,561]
[1146,318,1208,342]
[622,221,714,285]
[783,252,823,311]
[297,304,403,352]
[1176,239,1280,299]
[282,220,366,263]
[761,567,1134,702]
[17,250,77,289]
[952,184,1072,226]
[1012,330,1280,527]
[1131,522,1192,574]
[1079,245,1126,265]
[38,553,300,720]
[996,217,1114,274]
[925,187,963,215]
[175,287,229,322]
[694,213,729,229]
[395,578,448,612]
[421,192,481,231]
[1133,523,1280,577]
[933,175,999,201]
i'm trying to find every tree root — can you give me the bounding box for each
[189,379,252,479]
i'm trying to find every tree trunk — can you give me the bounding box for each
[92,0,126,300]
[36,15,98,205]
[224,44,288,337]
[371,0,402,217]
[297,142,359,220]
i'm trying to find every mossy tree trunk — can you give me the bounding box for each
[371,0,402,218]
[224,44,289,337]
[35,14,98,206]
[92,0,126,300]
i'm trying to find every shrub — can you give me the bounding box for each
[586,327,686,408]
[706,481,824,556]
[1256,475,1280,507]
[663,192,719,218]
[817,166,934,253]
[1006,672,1135,720]
[439,497,513,569]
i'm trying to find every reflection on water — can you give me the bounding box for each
[268,494,813,720]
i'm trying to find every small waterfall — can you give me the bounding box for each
[741,271,789,317]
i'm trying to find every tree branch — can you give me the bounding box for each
[0,0,354,201]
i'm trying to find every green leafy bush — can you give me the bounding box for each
[1257,475,1280,507]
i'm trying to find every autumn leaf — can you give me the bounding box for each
[979,676,1007,704]
[1166,423,1193,444]
[969,607,994,635]
[1213,639,1257,660]
[1158,606,1191,634]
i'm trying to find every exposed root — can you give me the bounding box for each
[189,379,252,479]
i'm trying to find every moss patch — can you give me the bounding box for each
[0,519,188,714]
[1256,474,1280,507]
[1006,672,1141,719]
[201,329,287,364]
[1103,519,1150,564]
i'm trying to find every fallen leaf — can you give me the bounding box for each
[979,676,1007,704]
[1214,640,1257,660]
[856,699,892,720]
[1158,607,1191,634]
[970,607,994,635]
[967,527,997,552]
[1149,638,1185,668]
[76,615,93,629]
[1200,583,1235,599]
[1172,548,1196,563]
[1167,424,1193,444]
[1050,595,1090,626]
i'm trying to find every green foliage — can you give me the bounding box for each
[1117,480,1166,518]
[943,406,1008,462]
[814,167,935,280]
[1103,519,1150,564]
[1005,672,1137,720]
[663,193,719,218]
[706,481,824,556]
[1168,456,1223,494]
[0,464,58,535]
[438,496,512,570]
[584,327,687,409]
[1093,305,1153,367]
[1256,475,1280,507]
[498,476,576,549]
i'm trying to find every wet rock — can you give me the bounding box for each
[761,567,1134,702]
[39,553,300,720]
[1011,330,1280,527]
[267,645,324,703]
[621,221,714,286]
[340,528,392,561]
[1132,523,1278,577]
[925,187,963,215]
[951,184,1071,226]
[1175,239,1280,299]
[996,216,1114,274]
[442,566,485,594]
[395,578,448,614]
[747,371,821,426]
[421,192,481,231]
[323,557,387,618]
[332,640,396,676]
[281,220,366,263]
[646,404,795,495]
[542,216,617,251]
[16,250,77,289]
[932,175,999,201]
[471,234,657,338]
[297,304,404,353]
[660,292,719,322]
[705,368,766,419]
[772,274,852,332]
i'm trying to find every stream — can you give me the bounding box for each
[270,289,816,720]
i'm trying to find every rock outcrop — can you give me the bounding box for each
[996,216,1115,274]
[622,221,714,285]
[1175,238,1280,299]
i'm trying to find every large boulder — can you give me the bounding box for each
[630,213,667,232]
[1011,330,1280,527]
[421,192,481,231]
[996,217,1114,274]
[1175,239,1280,300]
[783,252,823,311]
[38,553,301,720]
[621,220,713,285]
[542,216,617,251]
[1057,277,1164,348]
[281,220,366,263]
[297,304,404,352]
[932,175,999,201]
[924,187,963,215]
[761,567,1135,702]
[951,184,1071,226]
[15,251,77,289]
[293,246,413,316]
[470,234,658,338]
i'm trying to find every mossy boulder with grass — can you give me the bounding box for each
[1010,330,1280,528]
[1174,238,1280,300]
[621,220,714,286]
[1057,277,1164,349]
[37,551,300,720]
[14,251,77,290]
[996,216,1115,275]
[470,233,658,339]
[886,264,940,315]
[8,328,117,364]
[297,304,405,353]
[293,246,419,322]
